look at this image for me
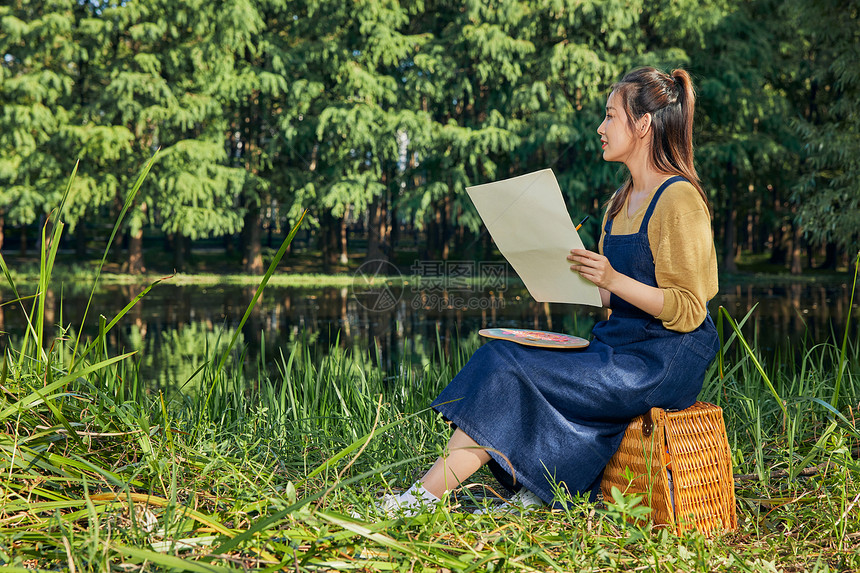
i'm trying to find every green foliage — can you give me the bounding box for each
[789,0,860,252]
[154,140,244,239]
[0,0,76,227]
[1,0,857,271]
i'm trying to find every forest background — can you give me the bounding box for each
[1,0,858,278]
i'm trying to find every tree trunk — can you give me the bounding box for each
[424,208,437,260]
[20,227,27,255]
[366,194,389,264]
[769,190,788,264]
[771,222,790,266]
[424,196,451,261]
[338,214,348,265]
[389,203,399,262]
[482,231,494,261]
[806,243,817,270]
[756,197,768,256]
[790,221,803,275]
[320,209,339,273]
[164,232,174,259]
[820,241,838,270]
[173,233,186,272]
[128,227,145,274]
[722,208,738,273]
[243,203,263,274]
[745,210,754,253]
[127,202,147,274]
[441,195,451,260]
[722,167,738,273]
[112,226,125,262]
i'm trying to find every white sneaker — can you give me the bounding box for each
[353,484,440,519]
[474,488,545,515]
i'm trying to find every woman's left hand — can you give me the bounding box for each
[567,249,617,289]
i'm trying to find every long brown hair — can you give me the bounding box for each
[606,67,709,220]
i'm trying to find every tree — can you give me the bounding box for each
[62,1,137,259]
[667,0,802,273]
[789,0,860,258]
[0,1,78,252]
[399,0,534,261]
[216,0,323,274]
[283,0,428,270]
[96,0,248,272]
[523,0,650,238]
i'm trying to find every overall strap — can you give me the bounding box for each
[639,175,687,233]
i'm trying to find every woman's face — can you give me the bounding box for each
[597,91,636,163]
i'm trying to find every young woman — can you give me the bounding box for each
[373,67,720,515]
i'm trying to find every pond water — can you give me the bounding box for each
[1,275,856,389]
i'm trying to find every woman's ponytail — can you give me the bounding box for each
[671,69,696,176]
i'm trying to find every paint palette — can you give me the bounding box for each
[478,328,590,349]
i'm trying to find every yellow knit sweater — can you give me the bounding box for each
[598,179,719,333]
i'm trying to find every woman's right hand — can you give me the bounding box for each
[568,249,664,315]
[567,249,619,290]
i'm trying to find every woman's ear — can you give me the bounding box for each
[638,113,652,138]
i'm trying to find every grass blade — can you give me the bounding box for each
[832,251,859,408]
[201,209,308,419]
[0,352,135,422]
[111,544,236,572]
[70,153,158,369]
[718,306,787,418]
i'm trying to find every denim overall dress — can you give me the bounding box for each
[432,176,719,505]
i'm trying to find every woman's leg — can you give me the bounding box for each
[420,428,491,498]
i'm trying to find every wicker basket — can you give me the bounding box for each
[601,401,737,535]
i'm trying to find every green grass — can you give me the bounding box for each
[1,165,859,571]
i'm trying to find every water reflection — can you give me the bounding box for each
[0,278,856,388]
[718,281,856,352]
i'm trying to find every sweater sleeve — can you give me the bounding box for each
[649,185,719,332]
